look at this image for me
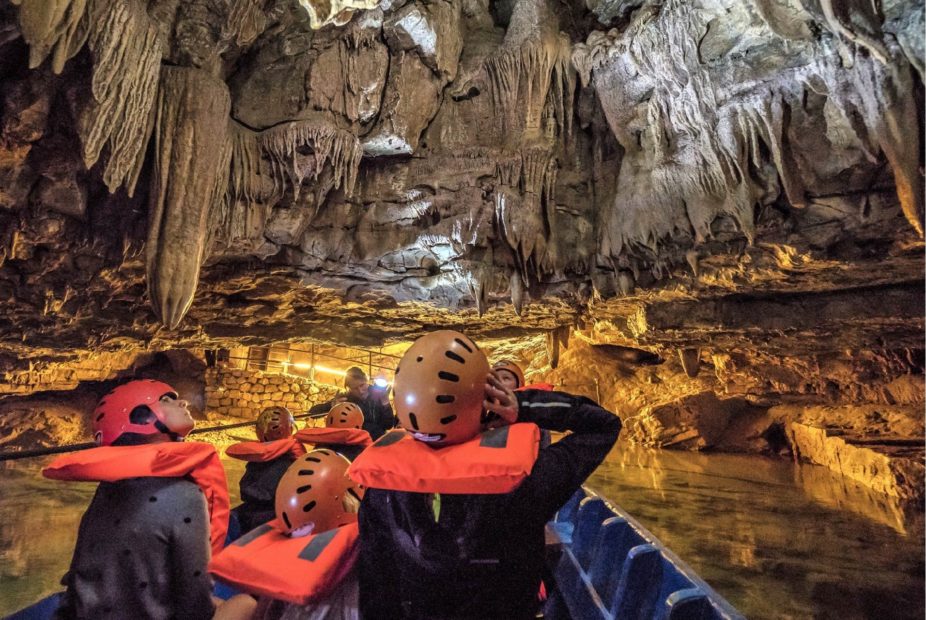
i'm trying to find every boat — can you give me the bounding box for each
[6,486,744,619]
[544,486,744,620]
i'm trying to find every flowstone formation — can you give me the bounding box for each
[0,0,923,491]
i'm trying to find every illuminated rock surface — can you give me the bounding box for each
[0,0,922,500]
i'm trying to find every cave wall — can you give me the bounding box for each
[0,0,921,375]
[205,365,338,420]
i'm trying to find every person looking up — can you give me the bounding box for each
[44,379,255,620]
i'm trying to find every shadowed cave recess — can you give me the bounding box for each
[0,0,924,615]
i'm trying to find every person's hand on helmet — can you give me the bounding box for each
[483,371,519,428]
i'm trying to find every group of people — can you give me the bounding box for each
[44,330,622,619]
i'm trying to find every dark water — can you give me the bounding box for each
[0,448,922,618]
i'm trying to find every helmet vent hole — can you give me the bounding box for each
[438,371,460,382]
[445,351,465,364]
[305,457,322,463]
[296,484,312,494]
[416,356,424,362]
[96,413,105,422]
[440,415,457,424]
[318,450,331,455]
[454,338,473,353]
[408,412,420,430]
[436,395,455,404]
[282,513,292,529]
[303,501,317,513]
[299,469,316,476]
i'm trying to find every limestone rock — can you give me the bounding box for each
[362,51,441,156]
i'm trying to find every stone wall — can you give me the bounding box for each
[204,366,340,421]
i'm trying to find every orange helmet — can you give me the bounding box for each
[492,361,524,389]
[326,402,364,430]
[275,450,364,535]
[393,330,490,445]
[256,406,295,442]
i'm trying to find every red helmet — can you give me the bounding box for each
[275,450,364,535]
[492,361,525,389]
[326,402,364,430]
[256,406,296,442]
[393,330,490,445]
[92,379,186,446]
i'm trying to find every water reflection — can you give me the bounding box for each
[0,447,922,618]
[589,443,925,620]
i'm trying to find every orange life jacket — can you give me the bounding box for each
[348,423,540,494]
[518,382,555,392]
[43,441,230,556]
[294,427,373,449]
[209,522,359,605]
[225,437,307,462]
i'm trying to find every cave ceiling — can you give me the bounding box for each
[0,0,923,373]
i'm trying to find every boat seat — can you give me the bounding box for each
[572,497,614,569]
[610,543,663,618]
[545,487,744,620]
[664,587,712,620]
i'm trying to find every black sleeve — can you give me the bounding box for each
[308,399,333,415]
[514,390,622,523]
[358,491,402,619]
[167,483,216,620]
[374,401,396,431]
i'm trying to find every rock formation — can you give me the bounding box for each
[0,0,922,499]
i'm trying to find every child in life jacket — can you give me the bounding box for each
[350,331,622,619]
[294,402,372,462]
[45,379,256,620]
[210,450,364,620]
[228,407,305,534]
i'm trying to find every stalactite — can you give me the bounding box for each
[147,66,231,330]
[814,50,924,236]
[581,0,925,270]
[509,271,524,316]
[226,0,266,48]
[294,0,381,30]
[256,119,363,201]
[228,120,264,205]
[79,0,162,196]
[485,34,574,143]
[11,0,91,74]
[494,148,558,280]
[13,0,162,196]
[679,348,701,378]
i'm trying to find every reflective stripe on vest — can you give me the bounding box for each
[209,522,360,605]
[347,423,540,494]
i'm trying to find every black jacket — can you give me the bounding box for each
[357,390,622,619]
[234,455,297,533]
[309,395,396,441]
